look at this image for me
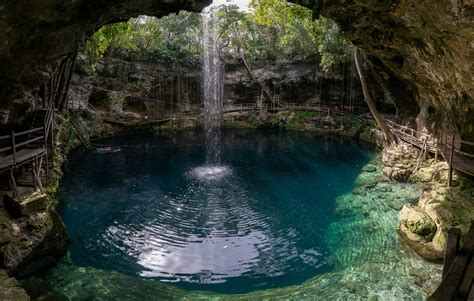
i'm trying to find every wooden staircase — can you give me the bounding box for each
[26,109,48,148]
[71,117,93,150]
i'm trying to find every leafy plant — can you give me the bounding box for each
[82,2,351,71]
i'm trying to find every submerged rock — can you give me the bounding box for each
[362,165,377,173]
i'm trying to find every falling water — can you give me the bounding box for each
[202,7,223,164]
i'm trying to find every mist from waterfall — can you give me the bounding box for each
[202,7,223,164]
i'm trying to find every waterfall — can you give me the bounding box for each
[202,7,223,164]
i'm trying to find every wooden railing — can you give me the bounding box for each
[222,102,375,125]
[0,128,45,166]
[439,130,474,159]
[385,118,474,182]
[44,94,55,138]
[385,119,438,152]
[429,223,474,300]
[386,119,474,160]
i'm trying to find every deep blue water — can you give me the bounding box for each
[59,130,374,294]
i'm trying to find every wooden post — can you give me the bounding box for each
[11,131,16,164]
[32,159,43,193]
[444,131,448,156]
[32,159,38,191]
[51,109,54,173]
[443,228,460,279]
[9,169,20,201]
[448,134,455,187]
[59,52,78,111]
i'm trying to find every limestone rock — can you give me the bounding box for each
[399,204,436,240]
[398,181,474,259]
[298,0,474,141]
[362,165,377,173]
[0,270,30,301]
[0,209,69,277]
[382,143,418,181]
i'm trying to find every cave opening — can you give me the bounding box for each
[1,0,473,300]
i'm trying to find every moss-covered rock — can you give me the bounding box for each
[399,204,437,240]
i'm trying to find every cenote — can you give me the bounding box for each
[7,0,472,298]
[45,129,443,300]
[58,130,373,294]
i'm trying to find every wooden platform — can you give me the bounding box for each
[0,148,45,172]
[386,120,474,177]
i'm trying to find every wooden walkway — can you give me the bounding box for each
[223,102,374,125]
[0,98,54,173]
[0,83,55,201]
[429,223,474,300]
[386,119,474,177]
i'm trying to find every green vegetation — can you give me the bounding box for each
[83,0,351,70]
[84,11,202,68]
[459,179,473,196]
[293,111,317,119]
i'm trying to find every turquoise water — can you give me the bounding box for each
[57,130,374,294]
[37,130,442,300]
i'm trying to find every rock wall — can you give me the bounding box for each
[2,0,471,140]
[70,55,365,116]
[296,0,474,140]
[224,59,364,107]
[0,0,209,122]
[382,142,474,259]
[71,55,203,116]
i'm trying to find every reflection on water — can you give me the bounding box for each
[59,130,374,293]
[188,165,232,181]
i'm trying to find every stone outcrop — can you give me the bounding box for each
[0,270,30,301]
[0,0,472,142]
[69,55,363,118]
[0,1,209,113]
[0,207,68,277]
[295,0,474,141]
[382,142,474,259]
[382,143,419,181]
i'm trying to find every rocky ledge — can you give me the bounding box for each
[0,269,29,301]
[0,204,68,277]
[382,142,474,259]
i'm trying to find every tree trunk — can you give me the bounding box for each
[354,47,396,145]
[240,53,273,105]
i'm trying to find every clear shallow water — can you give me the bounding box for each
[58,130,375,294]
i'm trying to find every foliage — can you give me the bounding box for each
[294,111,317,118]
[249,0,352,69]
[84,11,201,68]
[459,179,473,196]
[83,1,351,71]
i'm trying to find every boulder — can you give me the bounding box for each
[382,143,418,182]
[399,204,437,240]
[0,210,69,277]
[0,269,30,301]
